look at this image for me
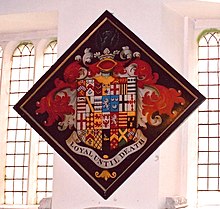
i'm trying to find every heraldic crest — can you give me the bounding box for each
[14,10,205,199]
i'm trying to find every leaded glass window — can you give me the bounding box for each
[5,43,35,204]
[198,30,220,205]
[3,40,57,205]
[36,40,57,203]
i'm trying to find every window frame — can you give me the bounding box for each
[0,33,57,209]
[188,19,220,207]
[6,41,36,205]
[197,29,220,207]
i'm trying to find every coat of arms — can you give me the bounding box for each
[14,11,205,199]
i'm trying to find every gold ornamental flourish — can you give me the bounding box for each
[95,170,117,181]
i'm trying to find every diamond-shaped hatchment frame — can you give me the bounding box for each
[14,10,205,199]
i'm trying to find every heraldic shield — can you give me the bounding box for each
[14,10,205,199]
[76,74,138,155]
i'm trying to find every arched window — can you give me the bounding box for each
[43,40,57,71]
[1,40,57,205]
[198,30,220,205]
[36,40,57,203]
[5,42,35,205]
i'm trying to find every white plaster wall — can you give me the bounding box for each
[52,151,159,209]
[0,1,191,208]
[158,5,186,209]
[53,1,186,209]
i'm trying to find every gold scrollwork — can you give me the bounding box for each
[95,170,117,181]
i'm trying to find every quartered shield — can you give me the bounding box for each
[76,75,137,156]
